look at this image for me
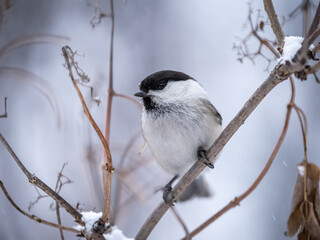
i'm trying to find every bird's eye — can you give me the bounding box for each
[158,82,166,90]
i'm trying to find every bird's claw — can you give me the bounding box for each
[163,185,175,205]
[198,148,214,169]
[162,175,178,205]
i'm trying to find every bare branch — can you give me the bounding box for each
[263,0,285,47]
[54,163,71,240]
[233,9,279,70]
[0,133,83,223]
[56,202,64,240]
[104,0,115,142]
[135,65,290,239]
[28,186,49,211]
[306,1,320,37]
[62,45,114,229]
[307,27,320,47]
[62,46,113,172]
[183,77,296,239]
[101,0,115,225]
[0,181,79,233]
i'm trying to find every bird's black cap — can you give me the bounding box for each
[139,70,193,93]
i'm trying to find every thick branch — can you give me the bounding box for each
[135,66,289,240]
[0,133,83,223]
[0,181,79,233]
[263,0,285,47]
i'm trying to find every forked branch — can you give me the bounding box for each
[0,133,83,224]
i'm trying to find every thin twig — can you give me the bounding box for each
[182,76,296,239]
[28,186,49,211]
[62,46,112,168]
[101,0,115,225]
[63,45,114,227]
[306,1,320,38]
[55,202,64,240]
[306,27,320,47]
[0,34,70,60]
[263,0,285,47]
[293,2,320,65]
[0,133,83,224]
[170,207,191,240]
[54,163,69,240]
[291,104,309,205]
[0,181,79,233]
[112,132,140,224]
[135,65,290,240]
[104,0,115,143]
[114,92,142,110]
[302,0,311,36]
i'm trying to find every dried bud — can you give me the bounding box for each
[259,21,264,31]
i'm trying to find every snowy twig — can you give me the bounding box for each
[263,0,285,47]
[0,133,83,223]
[0,181,79,233]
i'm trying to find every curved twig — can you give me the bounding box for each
[0,66,63,127]
[0,181,79,233]
[0,133,83,223]
[0,34,69,59]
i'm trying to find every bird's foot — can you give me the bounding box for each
[197,147,214,169]
[162,175,178,205]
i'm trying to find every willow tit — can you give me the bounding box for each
[135,70,222,204]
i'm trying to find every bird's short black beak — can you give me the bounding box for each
[134,91,147,98]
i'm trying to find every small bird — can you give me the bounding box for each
[135,70,222,204]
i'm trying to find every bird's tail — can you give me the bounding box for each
[178,175,211,202]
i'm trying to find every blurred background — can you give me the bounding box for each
[0,0,319,239]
